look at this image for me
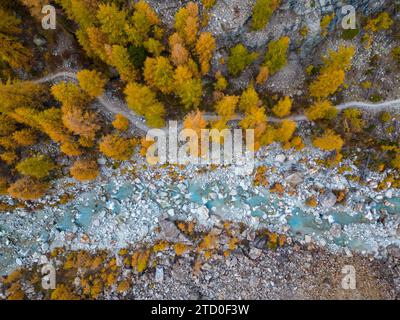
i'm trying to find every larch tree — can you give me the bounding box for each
[183,109,208,156]
[70,159,99,181]
[256,66,269,84]
[0,81,47,113]
[85,26,109,61]
[107,45,137,82]
[77,69,107,98]
[251,0,281,31]
[305,100,338,121]
[51,82,88,108]
[12,129,37,147]
[214,71,228,91]
[263,37,290,75]
[96,3,128,45]
[183,109,208,136]
[124,82,165,128]
[0,8,32,70]
[143,56,175,94]
[169,33,189,66]
[312,129,344,151]
[195,32,216,75]
[215,95,239,119]
[8,177,48,200]
[99,133,134,161]
[272,96,292,118]
[238,84,261,113]
[173,65,202,110]
[227,44,258,76]
[274,120,297,143]
[112,114,130,132]
[126,0,161,46]
[174,2,199,47]
[309,46,355,99]
[16,155,55,179]
[309,69,345,99]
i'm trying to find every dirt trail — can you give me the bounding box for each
[34,71,400,132]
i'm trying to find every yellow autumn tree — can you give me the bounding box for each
[0,81,46,113]
[309,46,355,99]
[256,66,269,84]
[251,0,281,30]
[124,82,165,128]
[8,177,48,200]
[169,33,189,66]
[238,84,261,113]
[227,44,258,76]
[312,129,344,151]
[77,69,107,98]
[99,133,134,161]
[275,120,297,143]
[96,3,128,45]
[174,2,199,47]
[107,45,137,82]
[143,56,174,94]
[365,12,393,33]
[16,155,55,179]
[214,71,228,91]
[51,82,88,107]
[70,159,99,181]
[305,100,338,121]
[215,95,239,119]
[272,96,292,118]
[61,106,101,141]
[263,36,290,75]
[173,65,202,109]
[112,114,130,131]
[12,129,37,147]
[126,0,161,46]
[195,32,216,74]
[309,69,345,99]
[0,8,32,69]
[183,109,208,136]
[183,109,208,156]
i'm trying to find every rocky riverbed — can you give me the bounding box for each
[1,143,399,281]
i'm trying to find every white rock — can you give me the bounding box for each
[197,206,209,221]
[275,154,286,163]
[304,235,312,243]
[155,266,164,283]
[385,190,393,199]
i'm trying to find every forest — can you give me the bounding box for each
[0,0,399,201]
